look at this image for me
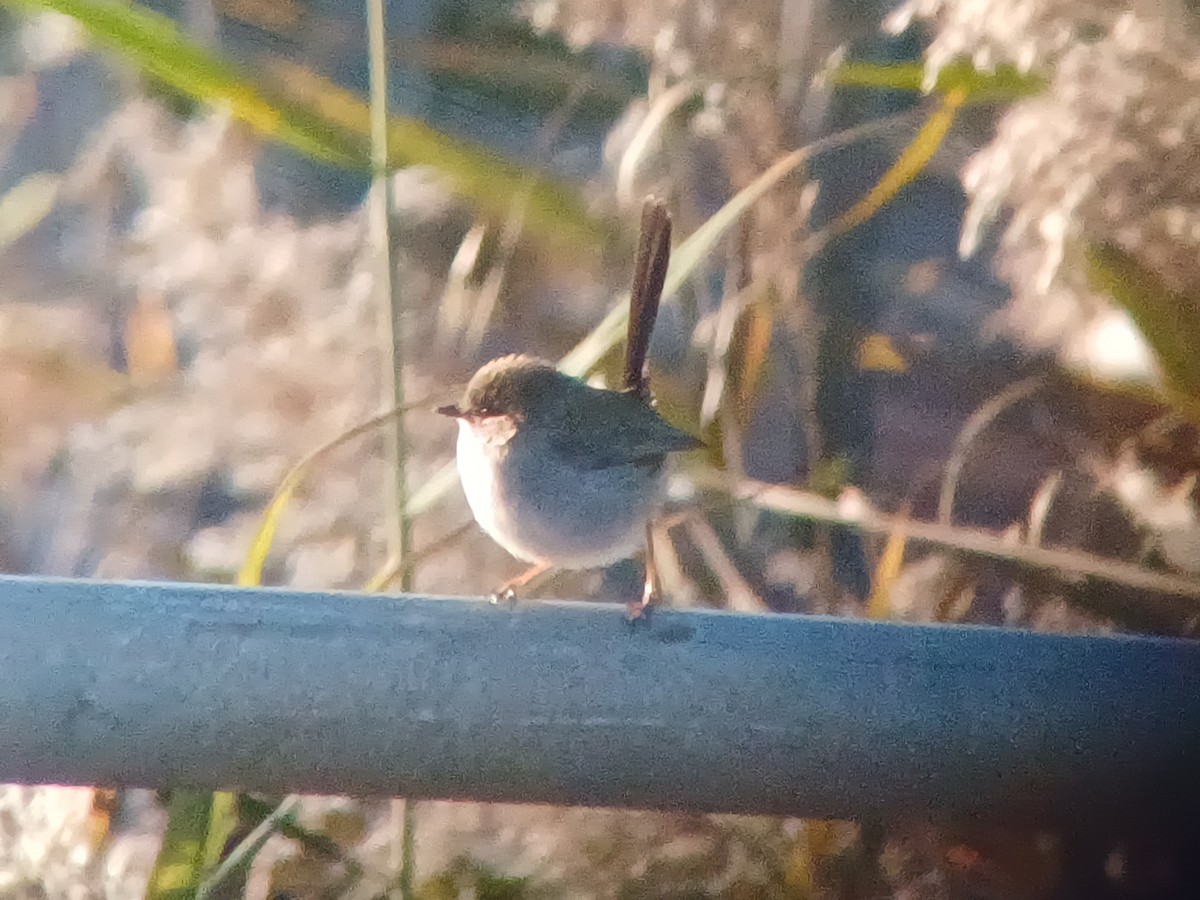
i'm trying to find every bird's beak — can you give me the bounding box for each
[436,404,465,418]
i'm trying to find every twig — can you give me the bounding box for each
[1027,470,1065,549]
[365,521,477,592]
[937,375,1046,525]
[238,398,445,588]
[616,79,701,205]
[695,471,1200,615]
[685,517,768,613]
[462,82,588,349]
[365,0,410,591]
[195,796,300,900]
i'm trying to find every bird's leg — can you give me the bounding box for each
[490,561,551,606]
[628,523,661,621]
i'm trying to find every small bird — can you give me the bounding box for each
[438,198,699,614]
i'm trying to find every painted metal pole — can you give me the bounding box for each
[0,575,1196,823]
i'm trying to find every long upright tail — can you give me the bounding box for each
[624,197,673,397]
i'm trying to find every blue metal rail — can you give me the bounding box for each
[0,575,1196,823]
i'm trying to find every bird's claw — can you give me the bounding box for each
[489,587,518,607]
[625,582,659,625]
[625,601,652,627]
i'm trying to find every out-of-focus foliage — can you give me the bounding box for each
[419,2,647,120]
[897,0,1200,394]
[1,0,610,249]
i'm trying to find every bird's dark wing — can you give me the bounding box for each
[554,386,702,470]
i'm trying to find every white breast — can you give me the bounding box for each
[453,418,667,569]
[455,419,504,545]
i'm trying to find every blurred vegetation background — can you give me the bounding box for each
[1,0,1199,896]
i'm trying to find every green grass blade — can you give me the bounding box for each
[146,791,239,900]
[1086,243,1200,415]
[7,0,366,167]
[828,87,965,237]
[832,58,1047,104]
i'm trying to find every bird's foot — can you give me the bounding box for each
[488,562,550,607]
